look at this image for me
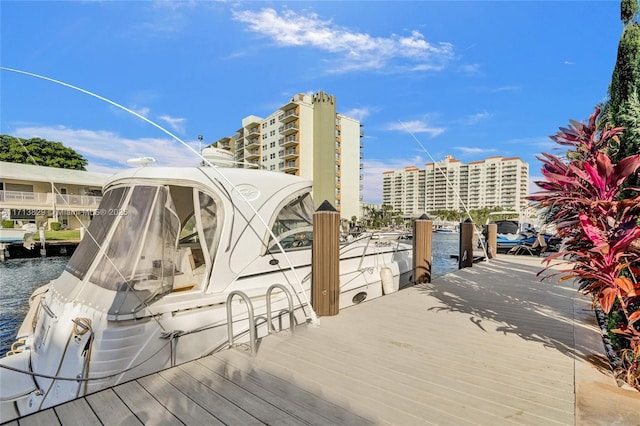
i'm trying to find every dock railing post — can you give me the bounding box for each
[413,214,432,283]
[487,223,497,259]
[459,218,474,269]
[312,200,339,316]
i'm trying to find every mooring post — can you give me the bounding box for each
[39,226,47,257]
[413,214,433,283]
[486,223,497,259]
[459,218,474,269]
[312,200,339,316]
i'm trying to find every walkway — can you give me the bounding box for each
[6,255,640,425]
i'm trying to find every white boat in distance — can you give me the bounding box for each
[0,165,413,421]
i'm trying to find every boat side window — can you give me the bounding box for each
[65,187,129,280]
[267,192,314,252]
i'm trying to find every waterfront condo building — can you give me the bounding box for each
[211,91,363,220]
[0,161,109,230]
[382,154,529,217]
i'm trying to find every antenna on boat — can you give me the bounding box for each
[126,157,156,166]
[1,66,320,326]
[398,120,489,261]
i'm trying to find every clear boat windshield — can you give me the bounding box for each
[268,192,314,251]
[66,184,220,317]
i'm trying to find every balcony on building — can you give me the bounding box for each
[280,148,298,160]
[278,108,298,123]
[245,149,260,161]
[279,135,298,148]
[278,122,298,136]
[245,136,260,148]
[1,190,102,212]
[280,160,298,172]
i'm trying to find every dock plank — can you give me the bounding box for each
[112,380,181,425]
[136,373,225,426]
[15,409,59,426]
[84,388,143,426]
[180,359,305,426]
[200,354,375,426]
[54,399,100,425]
[158,365,263,425]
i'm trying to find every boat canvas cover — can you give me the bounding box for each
[495,220,519,235]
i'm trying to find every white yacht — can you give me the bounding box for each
[0,165,413,421]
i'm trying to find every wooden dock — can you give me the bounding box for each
[5,255,640,425]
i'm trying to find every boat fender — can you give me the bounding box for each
[381,267,395,295]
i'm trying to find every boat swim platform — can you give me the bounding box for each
[6,255,640,426]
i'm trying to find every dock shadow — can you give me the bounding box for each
[416,257,598,364]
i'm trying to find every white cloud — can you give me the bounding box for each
[459,63,482,75]
[342,107,370,121]
[232,8,454,74]
[490,85,520,93]
[131,106,150,118]
[158,115,187,133]
[464,111,491,125]
[383,120,446,137]
[454,146,497,155]
[12,125,200,174]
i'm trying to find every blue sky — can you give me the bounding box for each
[0,1,624,203]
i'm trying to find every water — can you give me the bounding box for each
[0,234,460,356]
[0,256,69,356]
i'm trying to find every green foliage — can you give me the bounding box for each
[0,134,88,170]
[1,220,14,229]
[429,206,505,225]
[361,205,404,229]
[607,14,640,179]
[50,222,61,231]
[621,0,639,24]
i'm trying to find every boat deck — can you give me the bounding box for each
[6,255,640,425]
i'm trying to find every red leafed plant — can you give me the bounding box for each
[529,106,640,389]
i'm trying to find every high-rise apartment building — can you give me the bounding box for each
[211,91,363,220]
[382,154,529,216]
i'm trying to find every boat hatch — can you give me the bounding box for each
[63,184,221,318]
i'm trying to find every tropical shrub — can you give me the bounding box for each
[1,220,14,229]
[50,222,61,231]
[529,106,640,390]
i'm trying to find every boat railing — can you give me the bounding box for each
[226,284,296,357]
[226,290,257,356]
[265,284,295,335]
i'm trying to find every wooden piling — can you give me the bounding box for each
[459,219,474,269]
[413,214,433,283]
[312,200,340,316]
[486,223,497,259]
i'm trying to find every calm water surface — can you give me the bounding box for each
[0,256,69,356]
[0,234,460,355]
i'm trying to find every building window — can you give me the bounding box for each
[270,165,275,171]
[270,118,276,125]
[270,130,276,136]
[270,141,276,148]
[262,156,268,161]
[270,153,276,159]
[262,122,267,128]
[262,134,268,140]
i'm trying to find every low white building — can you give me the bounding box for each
[0,161,110,230]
